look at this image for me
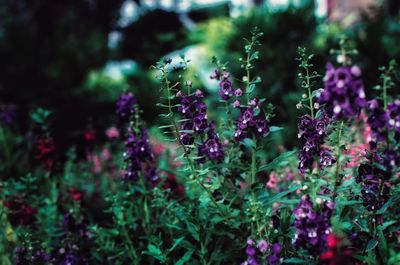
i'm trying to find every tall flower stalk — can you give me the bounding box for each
[154,58,224,215]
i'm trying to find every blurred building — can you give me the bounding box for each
[327,0,376,25]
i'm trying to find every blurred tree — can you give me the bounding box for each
[0,0,122,153]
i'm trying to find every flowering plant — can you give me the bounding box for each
[0,31,399,265]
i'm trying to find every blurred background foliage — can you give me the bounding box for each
[0,0,399,154]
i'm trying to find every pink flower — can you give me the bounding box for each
[266,172,278,189]
[105,126,120,139]
[101,147,111,161]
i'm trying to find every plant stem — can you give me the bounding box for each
[305,67,314,119]
[246,53,251,104]
[0,126,11,175]
[332,121,344,201]
[162,69,224,216]
[140,177,151,235]
[121,224,139,264]
[383,75,388,110]
[250,135,257,193]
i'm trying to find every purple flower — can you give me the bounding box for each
[318,63,366,119]
[218,79,233,100]
[15,247,29,265]
[267,243,282,265]
[246,246,256,256]
[62,254,77,265]
[178,92,225,163]
[242,239,262,265]
[319,148,337,169]
[116,92,136,121]
[257,240,269,253]
[0,104,16,125]
[367,99,388,141]
[234,88,243,97]
[31,250,50,263]
[297,114,335,174]
[387,100,400,134]
[293,195,333,255]
[123,129,156,181]
[234,106,269,142]
[199,123,224,163]
[356,163,391,211]
[233,100,240,108]
[249,97,260,108]
[210,69,222,80]
[254,119,270,137]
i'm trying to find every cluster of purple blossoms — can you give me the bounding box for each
[15,247,49,265]
[234,102,270,142]
[241,239,282,265]
[387,100,400,135]
[218,72,233,100]
[177,91,224,162]
[0,104,16,124]
[317,63,367,119]
[63,213,90,238]
[367,99,400,142]
[54,247,89,265]
[198,122,224,163]
[116,92,136,121]
[210,69,243,102]
[177,91,207,145]
[356,163,391,212]
[298,114,336,174]
[123,129,157,181]
[293,195,334,255]
[367,99,389,141]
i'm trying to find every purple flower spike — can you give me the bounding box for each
[116,92,136,121]
[318,63,366,120]
[293,195,333,255]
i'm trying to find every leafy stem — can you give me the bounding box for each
[332,120,344,201]
[159,64,224,216]
[297,47,318,118]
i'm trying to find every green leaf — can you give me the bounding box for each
[269,126,283,132]
[257,150,296,172]
[186,222,200,241]
[378,220,397,231]
[283,257,308,264]
[259,184,301,205]
[376,197,392,214]
[175,250,194,265]
[143,244,166,263]
[248,84,256,93]
[366,239,378,252]
[336,200,362,206]
[378,229,388,262]
[168,237,185,252]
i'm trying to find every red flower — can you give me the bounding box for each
[319,234,355,265]
[36,137,56,170]
[3,196,37,226]
[68,188,83,202]
[84,129,96,142]
[327,233,339,248]
[164,173,185,196]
